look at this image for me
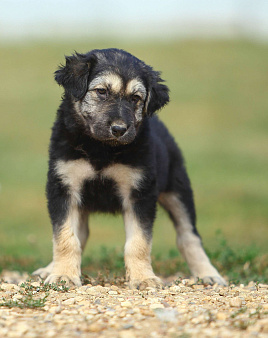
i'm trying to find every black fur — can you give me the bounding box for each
[48,48,198,246]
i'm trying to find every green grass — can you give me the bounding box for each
[0,38,267,283]
[0,280,69,309]
[0,295,47,310]
[81,233,268,284]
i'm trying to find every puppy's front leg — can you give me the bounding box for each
[33,204,89,287]
[45,205,83,287]
[124,207,162,290]
[33,160,91,287]
[33,204,83,286]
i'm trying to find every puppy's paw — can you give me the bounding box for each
[198,275,227,286]
[32,262,54,279]
[44,274,82,287]
[130,277,163,290]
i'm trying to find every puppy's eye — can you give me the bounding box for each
[131,95,141,104]
[96,88,108,98]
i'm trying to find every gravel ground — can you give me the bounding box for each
[0,270,267,337]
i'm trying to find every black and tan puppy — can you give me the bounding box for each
[33,48,226,288]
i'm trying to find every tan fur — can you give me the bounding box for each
[144,91,151,113]
[33,208,89,284]
[35,160,93,285]
[102,164,143,209]
[158,192,223,280]
[103,163,159,287]
[32,261,54,279]
[123,209,157,286]
[125,78,147,122]
[125,78,146,99]
[56,159,96,204]
[89,72,123,94]
[77,210,90,251]
[52,207,81,275]
[43,205,84,286]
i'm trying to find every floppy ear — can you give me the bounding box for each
[145,71,170,116]
[54,52,94,100]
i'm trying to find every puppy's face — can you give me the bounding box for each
[55,49,169,146]
[75,72,147,145]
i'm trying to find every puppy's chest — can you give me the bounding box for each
[55,158,143,212]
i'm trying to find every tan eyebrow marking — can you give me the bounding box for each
[126,78,146,99]
[88,72,123,94]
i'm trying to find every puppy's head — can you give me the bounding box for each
[55,48,169,146]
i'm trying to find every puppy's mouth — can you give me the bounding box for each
[103,139,131,147]
[85,131,134,147]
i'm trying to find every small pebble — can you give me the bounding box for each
[88,323,105,332]
[15,323,29,334]
[229,297,243,307]
[1,283,17,291]
[121,301,132,308]
[119,331,136,338]
[216,312,227,320]
[150,303,164,310]
[12,294,23,301]
[63,298,75,305]
[154,308,178,322]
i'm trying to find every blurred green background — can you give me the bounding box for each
[0,38,267,282]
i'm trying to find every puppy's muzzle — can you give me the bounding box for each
[111,123,128,138]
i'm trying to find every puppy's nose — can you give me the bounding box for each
[111,125,127,137]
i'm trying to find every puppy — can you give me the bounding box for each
[33,48,226,288]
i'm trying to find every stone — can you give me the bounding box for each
[261,322,268,333]
[216,312,227,320]
[12,294,23,301]
[229,297,243,307]
[15,323,29,334]
[192,284,204,290]
[88,323,105,332]
[154,308,178,322]
[121,301,132,308]
[63,298,75,305]
[169,285,181,293]
[86,285,108,295]
[150,303,164,310]
[119,331,136,338]
[0,283,17,291]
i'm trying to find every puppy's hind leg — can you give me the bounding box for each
[158,191,226,286]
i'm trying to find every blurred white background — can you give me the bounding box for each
[1,0,268,41]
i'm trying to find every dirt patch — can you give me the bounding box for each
[0,271,267,337]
